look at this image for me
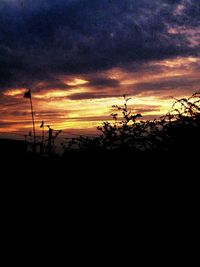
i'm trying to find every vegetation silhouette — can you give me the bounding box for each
[63,92,200,156]
[1,91,200,166]
[2,91,200,178]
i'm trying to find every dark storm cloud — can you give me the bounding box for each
[132,76,200,93]
[68,74,200,99]
[68,92,121,100]
[88,78,120,88]
[0,0,199,90]
[132,106,161,114]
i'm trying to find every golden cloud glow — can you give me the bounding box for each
[34,90,69,99]
[1,56,199,134]
[33,87,88,100]
[65,78,88,86]
[4,88,26,97]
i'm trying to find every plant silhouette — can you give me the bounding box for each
[63,92,200,155]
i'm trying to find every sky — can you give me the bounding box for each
[0,0,200,136]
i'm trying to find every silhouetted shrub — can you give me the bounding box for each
[63,92,200,154]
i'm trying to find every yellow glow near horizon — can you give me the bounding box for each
[1,56,199,133]
[38,95,174,120]
[0,93,191,133]
[33,87,88,99]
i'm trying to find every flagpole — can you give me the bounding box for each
[29,93,36,148]
[40,121,44,155]
[42,125,44,145]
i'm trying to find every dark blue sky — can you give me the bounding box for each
[0,0,199,90]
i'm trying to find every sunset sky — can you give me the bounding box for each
[0,0,200,136]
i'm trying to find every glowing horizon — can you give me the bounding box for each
[1,56,199,134]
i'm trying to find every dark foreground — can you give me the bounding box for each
[1,149,198,178]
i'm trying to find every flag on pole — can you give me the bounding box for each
[24,89,31,99]
[23,89,36,150]
[40,121,44,128]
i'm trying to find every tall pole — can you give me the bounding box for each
[42,125,44,145]
[29,95,36,148]
[48,127,53,157]
[41,122,45,155]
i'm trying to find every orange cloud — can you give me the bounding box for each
[4,88,26,97]
[1,56,200,135]
[65,78,89,86]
